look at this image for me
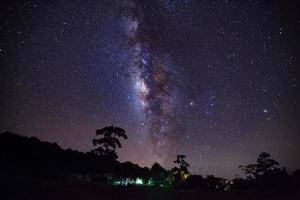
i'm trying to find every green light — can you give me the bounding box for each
[146,178,154,186]
[135,178,143,185]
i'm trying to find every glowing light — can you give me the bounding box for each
[112,177,146,186]
[189,101,195,107]
[135,178,143,185]
[147,178,154,186]
[183,173,190,180]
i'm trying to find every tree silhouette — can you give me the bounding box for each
[92,126,127,160]
[239,152,280,179]
[150,163,168,186]
[171,155,190,185]
[174,155,190,170]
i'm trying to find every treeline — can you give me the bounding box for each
[0,131,185,186]
[0,130,299,193]
[0,131,115,179]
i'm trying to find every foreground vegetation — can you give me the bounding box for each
[1,127,299,199]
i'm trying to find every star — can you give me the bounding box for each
[1,0,299,179]
[189,101,195,107]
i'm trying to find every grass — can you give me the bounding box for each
[1,179,298,200]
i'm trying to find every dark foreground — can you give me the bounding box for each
[2,179,299,200]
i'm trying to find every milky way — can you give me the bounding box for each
[121,0,179,162]
[1,0,299,178]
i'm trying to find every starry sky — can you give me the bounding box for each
[0,0,299,178]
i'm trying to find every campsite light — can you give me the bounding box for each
[135,178,143,185]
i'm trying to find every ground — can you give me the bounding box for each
[2,179,298,200]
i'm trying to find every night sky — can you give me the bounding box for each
[1,0,299,178]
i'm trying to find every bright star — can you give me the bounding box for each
[189,101,195,107]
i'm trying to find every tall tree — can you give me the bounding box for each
[172,154,190,184]
[92,126,127,160]
[239,152,280,179]
[174,155,190,171]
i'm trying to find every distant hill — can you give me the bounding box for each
[0,131,119,179]
[0,131,152,182]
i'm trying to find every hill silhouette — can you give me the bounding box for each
[0,131,143,181]
[1,131,299,200]
[0,131,161,184]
